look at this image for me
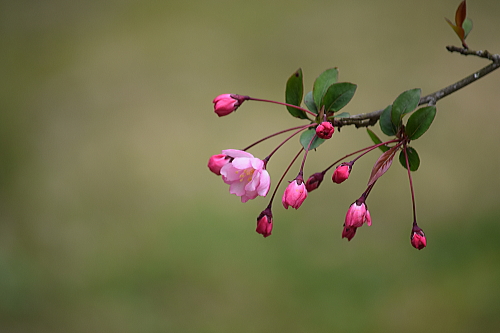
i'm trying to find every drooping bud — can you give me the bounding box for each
[410,224,427,250]
[213,94,247,117]
[332,162,352,184]
[208,154,229,175]
[341,225,357,241]
[305,172,325,192]
[282,177,308,209]
[256,207,273,237]
[342,198,372,241]
[315,121,335,139]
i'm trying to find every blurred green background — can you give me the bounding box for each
[1,0,500,332]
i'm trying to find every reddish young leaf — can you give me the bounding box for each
[445,18,465,41]
[455,0,467,27]
[367,145,399,186]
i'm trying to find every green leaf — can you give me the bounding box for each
[285,68,307,119]
[463,18,473,39]
[300,128,325,151]
[380,105,397,136]
[391,88,421,128]
[313,68,338,109]
[304,91,318,114]
[366,128,389,152]
[321,82,357,112]
[333,112,350,118]
[399,146,420,171]
[405,106,436,140]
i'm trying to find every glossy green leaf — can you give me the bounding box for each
[313,68,338,109]
[333,112,350,118]
[380,105,397,136]
[463,18,473,39]
[367,128,389,152]
[405,106,436,140]
[391,88,421,127]
[399,146,420,171]
[304,91,318,114]
[300,128,325,151]
[321,82,357,112]
[285,68,307,119]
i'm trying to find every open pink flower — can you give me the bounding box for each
[220,149,270,203]
[282,178,308,209]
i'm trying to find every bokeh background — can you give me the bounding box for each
[1,0,500,332]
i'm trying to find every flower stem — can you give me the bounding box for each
[263,124,314,164]
[248,97,317,117]
[322,139,399,173]
[402,140,417,223]
[243,124,315,151]
[267,148,303,205]
[298,132,318,180]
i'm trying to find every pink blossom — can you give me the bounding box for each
[256,208,273,237]
[411,225,427,250]
[282,178,308,209]
[345,201,372,228]
[305,172,325,192]
[342,200,371,241]
[208,154,229,175]
[213,94,243,117]
[332,163,351,184]
[316,121,335,139]
[220,149,270,203]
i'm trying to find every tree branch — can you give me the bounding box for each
[336,46,500,128]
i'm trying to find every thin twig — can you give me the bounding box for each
[337,46,500,128]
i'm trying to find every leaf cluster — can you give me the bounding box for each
[285,68,357,150]
[369,89,436,172]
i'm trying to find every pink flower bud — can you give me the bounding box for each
[208,154,229,175]
[315,121,335,139]
[305,172,325,192]
[345,201,371,228]
[411,225,427,250]
[256,208,273,237]
[341,225,357,241]
[332,163,351,184]
[213,94,246,117]
[343,199,371,241]
[282,178,308,209]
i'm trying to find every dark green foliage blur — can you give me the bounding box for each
[1,0,500,332]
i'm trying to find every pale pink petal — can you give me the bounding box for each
[250,157,264,170]
[231,157,253,170]
[257,170,270,196]
[222,149,254,159]
[229,180,247,196]
[220,164,241,183]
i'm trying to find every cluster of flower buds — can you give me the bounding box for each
[209,68,435,250]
